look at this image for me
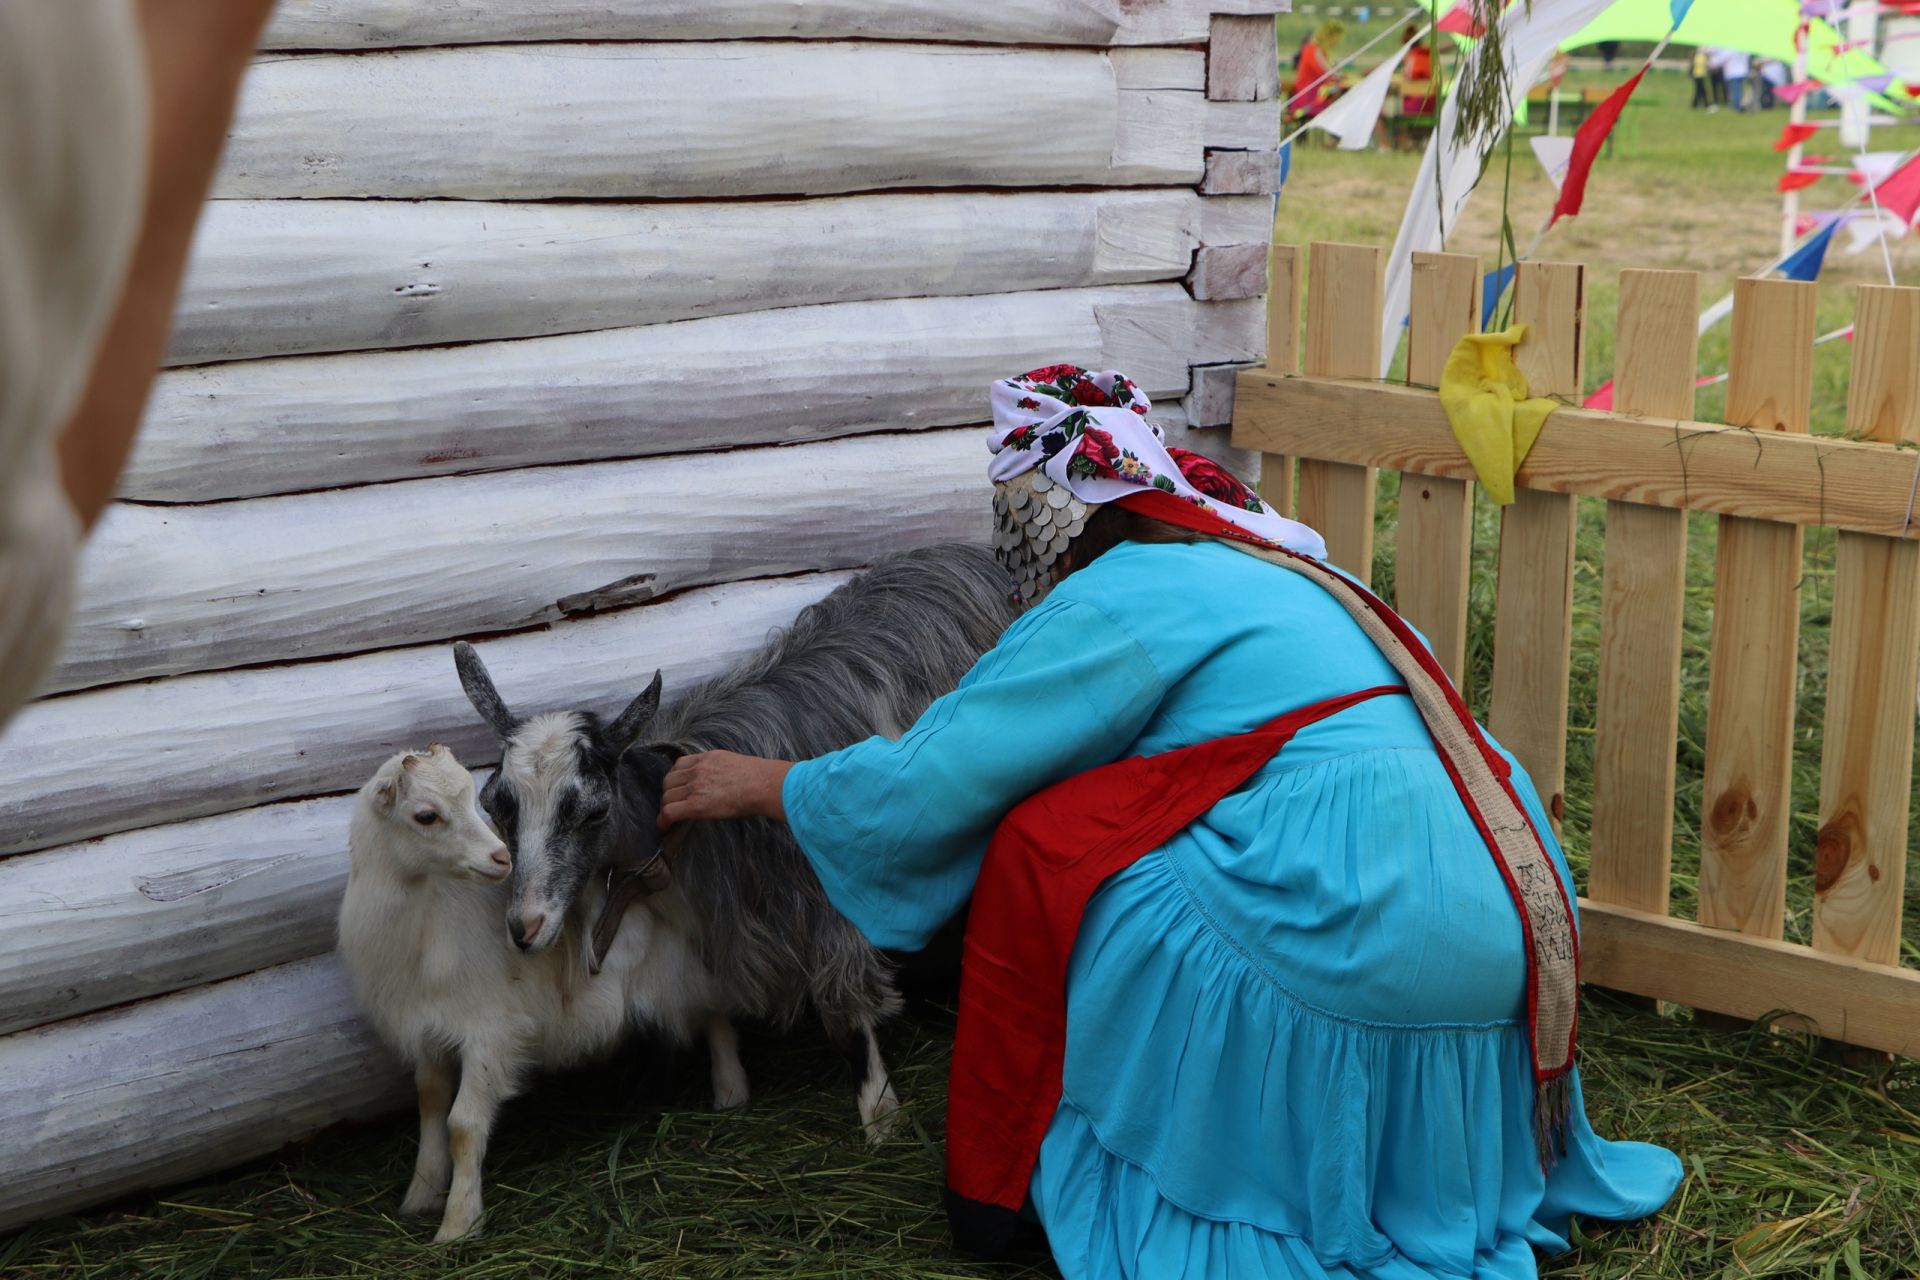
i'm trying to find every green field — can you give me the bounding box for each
[9,40,1920,1280]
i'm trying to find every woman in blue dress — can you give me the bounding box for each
[660,366,1682,1278]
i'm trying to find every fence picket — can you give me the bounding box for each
[1234,252,1920,1047]
[1297,242,1382,582]
[1395,251,1479,686]
[1699,278,1815,940]
[1588,269,1699,915]
[1488,262,1584,829]
[1261,240,1300,517]
[1814,284,1920,966]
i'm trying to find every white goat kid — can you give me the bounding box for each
[338,745,746,1243]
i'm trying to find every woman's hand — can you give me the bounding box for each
[658,751,793,829]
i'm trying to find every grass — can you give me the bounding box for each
[9,46,1920,1280]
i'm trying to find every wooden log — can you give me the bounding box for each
[1201,148,1281,195]
[1207,15,1281,102]
[1698,279,1815,940]
[130,284,1256,503]
[1204,99,1282,153]
[1228,375,1920,540]
[263,0,1288,50]
[1186,244,1270,301]
[0,797,352,1036]
[51,430,990,695]
[1814,284,1920,966]
[1578,900,1920,1059]
[1394,251,1478,687]
[1589,269,1700,916]
[164,192,1271,366]
[1297,243,1382,583]
[217,45,1211,200]
[0,954,408,1234]
[1488,262,1585,827]
[2,574,850,857]
[1258,241,1300,517]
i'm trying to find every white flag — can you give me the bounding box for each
[1302,40,1414,152]
[1530,134,1575,191]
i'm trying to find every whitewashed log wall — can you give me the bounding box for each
[0,0,1284,1231]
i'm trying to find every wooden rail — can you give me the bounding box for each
[1234,241,1920,1054]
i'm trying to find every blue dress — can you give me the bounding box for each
[783,540,1682,1279]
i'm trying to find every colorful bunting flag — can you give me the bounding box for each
[1858,73,1896,94]
[1778,169,1824,192]
[1778,220,1839,281]
[1481,263,1518,330]
[1846,211,1910,256]
[1530,134,1575,191]
[1771,80,1818,105]
[1774,123,1819,152]
[1548,69,1646,228]
[1868,156,1920,226]
[1436,3,1487,37]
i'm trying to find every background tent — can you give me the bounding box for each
[1563,0,1913,104]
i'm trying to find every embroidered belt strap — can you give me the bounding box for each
[944,683,1405,1258]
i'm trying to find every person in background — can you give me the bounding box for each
[1288,20,1345,120]
[1759,57,1788,109]
[1691,47,1713,109]
[0,0,275,729]
[1596,39,1621,70]
[1707,46,1730,106]
[1724,47,1753,112]
[1402,22,1435,115]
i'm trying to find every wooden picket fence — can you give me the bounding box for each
[1233,241,1920,1056]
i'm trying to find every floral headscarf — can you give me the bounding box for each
[987,365,1327,558]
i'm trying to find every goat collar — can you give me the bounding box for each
[586,831,680,975]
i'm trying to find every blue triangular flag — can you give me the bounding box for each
[1481,262,1518,329]
[1670,0,1695,29]
[1278,140,1292,189]
[1778,220,1838,282]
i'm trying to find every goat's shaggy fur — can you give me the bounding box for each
[338,746,745,1243]
[455,543,1018,1134]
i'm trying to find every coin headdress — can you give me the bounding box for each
[986,365,1328,605]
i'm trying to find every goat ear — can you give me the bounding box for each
[374,778,398,812]
[453,641,517,739]
[608,670,664,752]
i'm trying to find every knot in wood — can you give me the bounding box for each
[1813,808,1863,894]
[1707,787,1760,842]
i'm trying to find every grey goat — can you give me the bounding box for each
[452,543,1018,1133]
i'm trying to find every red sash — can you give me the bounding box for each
[943,683,1406,1256]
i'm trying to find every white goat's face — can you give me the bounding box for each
[453,643,662,954]
[368,746,512,882]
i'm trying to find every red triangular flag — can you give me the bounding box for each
[1549,69,1646,228]
[1867,155,1920,225]
[1436,3,1487,36]
[1773,123,1819,151]
[1583,380,1615,410]
[1778,169,1823,192]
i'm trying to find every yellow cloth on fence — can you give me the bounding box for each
[1437,324,1558,506]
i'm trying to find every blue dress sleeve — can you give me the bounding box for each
[782,595,1168,950]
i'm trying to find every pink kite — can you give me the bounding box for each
[1867,155,1920,225]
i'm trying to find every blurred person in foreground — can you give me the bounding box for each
[0,0,275,728]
